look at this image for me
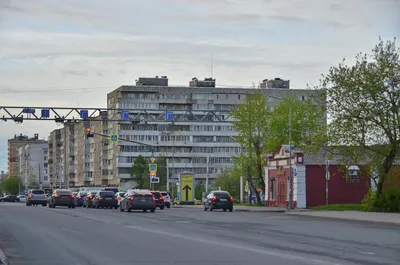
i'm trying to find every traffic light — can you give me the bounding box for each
[86,128,94,138]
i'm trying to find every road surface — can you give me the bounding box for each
[0,203,399,265]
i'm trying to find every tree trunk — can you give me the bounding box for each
[378,147,397,196]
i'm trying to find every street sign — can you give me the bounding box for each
[149,164,157,172]
[166,111,174,121]
[80,110,89,119]
[150,172,159,183]
[180,174,194,201]
[150,157,156,163]
[110,134,118,142]
[41,109,50,118]
[121,111,129,120]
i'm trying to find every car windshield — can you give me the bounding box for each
[214,192,230,198]
[99,191,114,196]
[89,191,98,195]
[32,190,45,195]
[161,192,168,196]
[57,191,72,195]
[78,192,87,196]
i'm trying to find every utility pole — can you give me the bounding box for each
[166,159,170,193]
[63,125,67,189]
[325,159,330,206]
[288,103,294,209]
[206,155,209,193]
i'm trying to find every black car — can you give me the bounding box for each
[203,191,233,212]
[151,191,165,210]
[0,195,20,202]
[48,189,76,208]
[83,191,98,208]
[120,189,155,212]
[92,191,118,209]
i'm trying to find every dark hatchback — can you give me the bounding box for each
[150,191,165,210]
[49,189,76,208]
[93,191,118,209]
[75,191,87,207]
[204,191,233,212]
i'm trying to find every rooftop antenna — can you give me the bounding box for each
[210,52,213,78]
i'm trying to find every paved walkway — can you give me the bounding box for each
[286,211,400,225]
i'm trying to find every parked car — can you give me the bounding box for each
[83,191,98,208]
[17,195,26,203]
[0,195,19,202]
[48,189,76,208]
[26,189,47,206]
[203,191,233,212]
[120,189,155,212]
[75,191,87,207]
[150,191,165,210]
[92,191,118,209]
[160,191,171,208]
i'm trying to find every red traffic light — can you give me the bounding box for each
[86,128,91,133]
[150,172,155,176]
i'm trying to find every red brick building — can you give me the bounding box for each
[264,145,371,208]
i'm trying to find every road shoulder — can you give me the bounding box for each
[285,211,400,225]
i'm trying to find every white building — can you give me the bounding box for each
[105,76,318,189]
[18,142,49,189]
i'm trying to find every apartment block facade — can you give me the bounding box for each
[17,141,48,188]
[105,76,317,189]
[48,129,64,188]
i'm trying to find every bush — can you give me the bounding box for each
[363,188,400,212]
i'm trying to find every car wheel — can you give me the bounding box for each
[143,209,147,212]
[48,203,51,208]
[42,204,46,207]
[223,209,227,212]
[72,205,76,209]
[167,204,170,209]
[68,206,71,208]
[96,204,100,209]
[150,208,155,213]
[160,206,164,210]
[83,204,86,208]
[115,206,118,209]
[209,205,213,211]
[229,208,233,212]
[204,207,207,211]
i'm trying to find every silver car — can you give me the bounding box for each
[26,189,47,206]
[119,189,155,213]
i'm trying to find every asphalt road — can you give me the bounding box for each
[0,203,399,265]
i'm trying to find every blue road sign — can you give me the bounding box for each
[80,110,89,119]
[149,164,157,172]
[41,109,50,118]
[110,134,118,142]
[166,111,174,121]
[121,111,129,120]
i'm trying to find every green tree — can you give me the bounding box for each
[195,181,206,200]
[214,169,241,199]
[131,155,149,189]
[267,96,324,152]
[29,176,39,189]
[2,176,24,195]
[316,37,400,198]
[231,89,270,203]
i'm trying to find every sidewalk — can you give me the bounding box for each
[0,247,8,265]
[286,211,400,225]
[173,204,288,212]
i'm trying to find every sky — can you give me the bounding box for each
[0,0,399,172]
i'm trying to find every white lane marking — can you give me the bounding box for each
[359,251,375,255]
[126,225,342,265]
[175,221,190,224]
[61,227,84,235]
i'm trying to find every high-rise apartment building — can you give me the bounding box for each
[8,134,42,177]
[17,141,48,188]
[48,129,64,188]
[106,76,317,189]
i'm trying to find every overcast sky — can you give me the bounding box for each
[0,0,399,172]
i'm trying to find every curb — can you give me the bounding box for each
[285,212,400,226]
[0,248,8,265]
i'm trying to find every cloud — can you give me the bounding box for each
[0,0,399,171]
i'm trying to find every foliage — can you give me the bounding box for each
[316,37,400,197]
[214,168,241,198]
[1,176,24,195]
[267,96,324,152]
[310,204,366,211]
[195,181,206,200]
[131,155,149,189]
[363,188,400,212]
[29,176,39,189]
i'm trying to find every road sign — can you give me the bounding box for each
[80,110,89,119]
[121,111,129,120]
[41,109,50,118]
[149,157,156,163]
[110,134,118,142]
[165,111,174,121]
[150,176,160,184]
[149,164,157,172]
[180,174,194,201]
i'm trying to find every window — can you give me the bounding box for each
[238,95,241,100]
[226,94,229,99]
[301,96,305,101]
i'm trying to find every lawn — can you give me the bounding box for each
[310,204,366,211]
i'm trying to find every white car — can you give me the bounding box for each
[160,192,171,208]
[115,192,126,206]
[17,195,26,203]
